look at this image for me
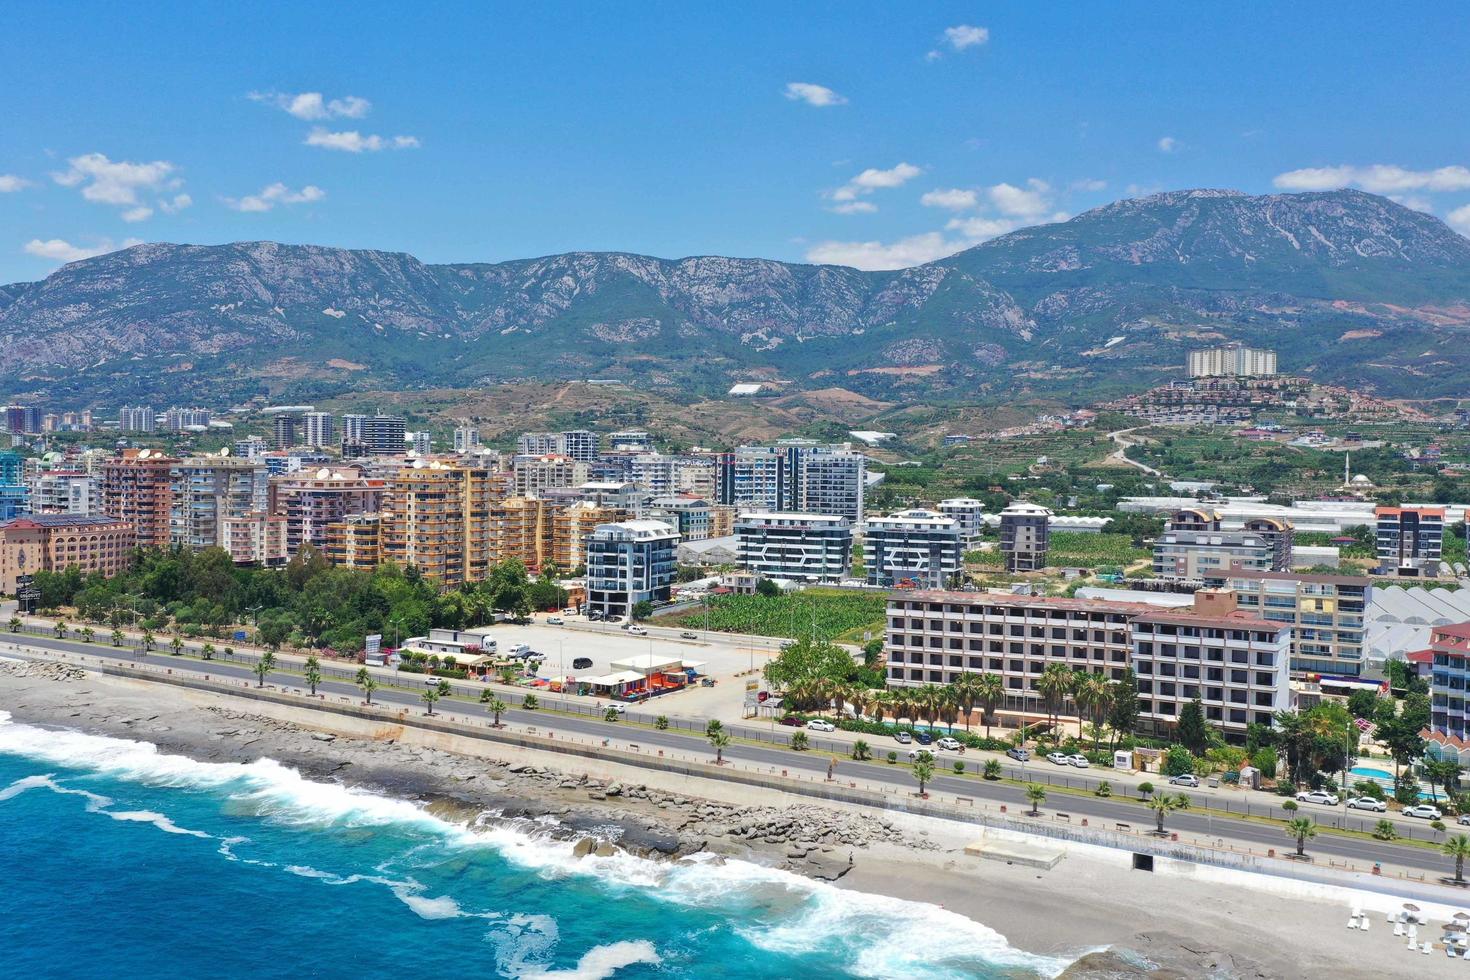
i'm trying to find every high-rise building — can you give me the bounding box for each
[560,429,599,462]
[735,512,851,582]
[1426,623,1470,760]
[585,520,679,619]
[379,462,506,586]
[1375,505,1444,576]
[118,405,156,433]
[547,501,629,569]
[233,436,267,459]
[360,416,407,455]
[512,455,589,498]
[1187,345,1278,378]
[863,509,963,589]
[221,511,288,567]
[324,514,382,570]
[4,405,42,434]
[517,432,562,456]
[101,449,178,548]
[272,413,301,450]
[303,412,336,448]
[1203,568,1372,676]
[30,471,100,515]
[162,407,211,431]
[716,441,866,522]
[406,431,432,455]
[270,468,385,555]
[1151,508,1294,580]
[169,456,270,550]
[340,414,367,446]
[453,425,480,454]
[937,498,986,549]
[999,501,1051,572]
[0,451,26,520]
[607,430,654,452]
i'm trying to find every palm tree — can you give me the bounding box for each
[847,686,871,723]
[487,696,509,726]
[54,620,68,638]
[1037,664,1072,739]
[983,759,1002,780]
[1076,673,1113,751]
[110,628,123,647]
[829,683,850,722]
[79,626,94,645]
[421,687,439,715]
[1444,834,1470,885]
[201,643,215,661]
[141,629,155,652]
[851,739,871,761]
[1272,710,1311,786]
[253,650,275,688]
[868,690,891,728]
[304,655,322,696]
[169,636,184,656]
[709,730,731,764]
[1148,792,1189,835]
[1285,817,1317,859]
[976,673,1004,741]
[951,673,979,732]
[7,616,19,633]
[355,667,378,704]
[937,685,960,733]
[1025,783,1046,816]
[912,756,935,797]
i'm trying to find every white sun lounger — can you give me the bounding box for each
[1360,917,1370,932]
[1395,923,1406,937]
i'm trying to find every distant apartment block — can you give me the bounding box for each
[1376,505,1444,577]
[863,509,963,589]
[270,468,384,554]
[324,513,382,570]
[1188,345,1277,378]
[1203,568,1371,676]
[303,412,336,448]
[999,501,1051,572]
[453,425,480,454]
[585,519,679,619]
[735,512,851,582]
[1427,624,1470,760]
[513,455,590,499]
[169,456,269,550]
[30,471,99,516]
[118,405,156,433]
[716,440,866,522]
[272,413,301,450]
[4,405,42,435]
[1152,508,1293,580]
[607,430,654,452]
[0,451,29,520]
[101,449,177,548]
[643,495,723,542]
[560,429,599,462]
[221,511,288,567]
[937,497,986,549]
[0,514,135,594]
[162,406,211,431]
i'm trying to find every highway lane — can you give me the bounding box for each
[2,633,1457,877]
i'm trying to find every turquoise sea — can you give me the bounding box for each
[0,709,1069,979]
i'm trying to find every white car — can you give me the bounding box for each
[1295,790,1340,807]
[1403,804,1443,820]
[1067,754,1090,768]
[546,616,564,625]
[628,625,648,635]
[1168,774,1200,788]
[805,719,836,733]
[935,737,962,752]
[1346,796,1387,812]
[1046,751,1070,766]
[606,703,627,714]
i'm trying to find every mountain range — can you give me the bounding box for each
[4,188,1469,407]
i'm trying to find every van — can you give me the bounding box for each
[507,643,531,659]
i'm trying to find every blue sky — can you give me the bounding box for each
[2,2,1468,281]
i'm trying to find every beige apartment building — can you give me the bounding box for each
[0,514,135,593]
[220,511,288,567]
[324,514,381,570]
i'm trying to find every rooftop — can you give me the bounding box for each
[896,590,1158,616]
[0,514,129,530]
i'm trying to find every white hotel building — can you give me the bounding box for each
[863,509,963,589]
[735,512,851,582]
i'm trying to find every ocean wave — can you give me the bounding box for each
[0,713,1066,977]
[518,940,661,980]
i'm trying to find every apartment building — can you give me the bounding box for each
[487,495,544,572]
[643,495,723,542]
[735,512,852,582]
[272,413,301,450]
[169,456,269,550]
[161,406,211,431]
[512,455,590,499]
[340,414,367,446]
[999,501,1051,572]
[561,429,599,462]
[937,497,986,549]
[863,509,964,589]
[0,514,136,593]
[1203,568,1371,676]
[1131,591,1291,737]
[716,440,866,522]
[303,412,336,448]
[607,430,653,452]
[1187,345,1277,379]
[220,512,288,567]
[1376,505,1444,577]
[1151,509,1293,580]
[585,519,679,619]
[1426,623,1470,761]
[0,452,24,521]
[453,425,480,454]
[324,514,382,571]
[548,501,630,569]
[101,449,178,548]
[30,471,99,515]
[343,416,408,456]
[4,405,42,435]
[796,446,866,522]
[380,464,466,584]
[118,405,155,433]
[270,468,384,554]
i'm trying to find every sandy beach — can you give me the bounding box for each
[2,657,1464,978]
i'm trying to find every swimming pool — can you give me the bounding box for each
[1350,766,1394,781]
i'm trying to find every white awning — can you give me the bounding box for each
[582,670,644,686]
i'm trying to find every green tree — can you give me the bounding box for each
[1025,783,1046,816]
[1425,758,1463,803]
[201,642,215,661]
[790,731,809,751]
[1163,744,1196,777]
[304,655,322,696]
[1138,781,1155,799]
[110,628,123,647]
[256,619,289,651]
[1373,819,1398,841]
[487,696,509,726]
[436,678,452,698]
[168,636,183,656]
[630,600,653,621]
[1148,792,1189,835]
[1445,834,1470,885]
[1176,698,1209,754]
[253,650,275,688]
[1346,688,1380,720]
[763,636,859,708]
[709,729,731,764]
[522,693,539,710]
[54,620,68,638]
[976,672,1004,741]
[654,715,669,730]
[1036,664,1072,738]
[141,629,155,651]
[1285,817,1317,858]
[851,739,871,761]
[912,756,935,797]
[983,759,1002,780]
[706,719,724,738]
[6,616,19,633]
[603,706,620,723]
[355,667,377,704]
[421,687,440,715]
[1107,673,1141,747]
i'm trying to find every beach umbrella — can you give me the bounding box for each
[1455,912,1470,921]
[1404,903,1422,912]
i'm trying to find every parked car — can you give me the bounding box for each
[546,616,564,625]
[1168,774,1200,788]
[587,611,603,621]
[606,703,627,714]
[571,657,593,670]
[1046,751,1070,766]
[1006,747,1030,762]
[936,737,962,752]
[679,631,698,640]
[894,731,913,744]
[561,607,578,616]
[1458,814,1470,826]
[1346,796,1388,812]
[1295,790,1340,806]
[778,716,803,727]
[1067,754,1090,768]
[907,748,937,762]
[628,625,648,635]
[1403,804,1443,820]
[806,719,836,733]
[914,731,932,746]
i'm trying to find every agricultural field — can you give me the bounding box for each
[1048,532,1150,568]
[660,588,888,644]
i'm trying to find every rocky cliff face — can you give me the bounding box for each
[4,188,1468,404]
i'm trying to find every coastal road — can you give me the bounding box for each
[3,632,1460,879]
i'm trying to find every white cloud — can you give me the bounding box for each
[50,152,177,211]
[304,128,420,152]
[944,25,989,50]
[783,82,847,107]
[249,91,372,120]
[1448,204,1470,236]
[1157,136,1178,153]
[920,188,980,211]
[944,215,1026,239]
[23,236,144,262]
[121,206,154,223]
[829,162,922,202]
[989,178,1053,218]
[223,182,326,212]
[1390,195,1434,213]
[1071,178,1108,192]
[1272,163,1470,194]
[827,201,877,215]
[0,174,32,193]
[806,232,966,271]
[160,193,192,214]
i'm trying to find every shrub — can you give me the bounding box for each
[1163,745,1196,777]
[983,759,1002,780]
[1352,780,1386,801]
[851,739,871,761]
[887,751,898,765]
[1282,800,1299,813]
[1251,747,1279,777]
[1138,781,1154,798]
[1373,819,1398,841]
[1095,780,1112,798]
[790,731,809,751]
[953,761,966,775]
[654,715,670,731]
[522,694,539,710]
